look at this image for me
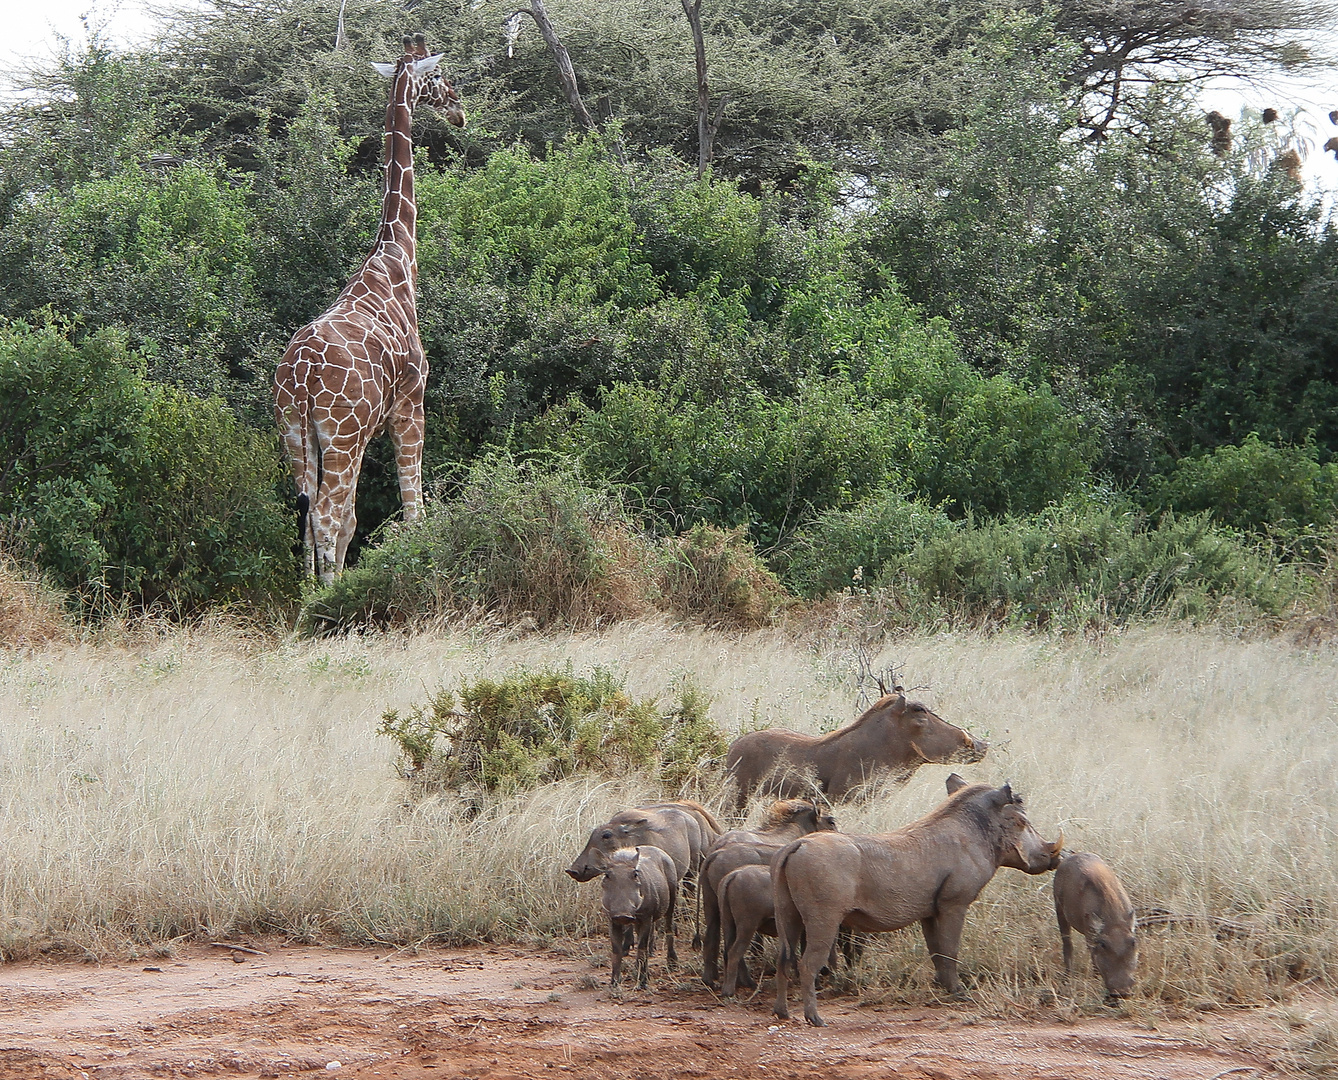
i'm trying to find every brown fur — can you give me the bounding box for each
[698,800,837,990]
[566,801,721,883]
[1054,852,1137,999]
[599,846,678,988]
[772,775,1062,1026]
[725,693,986,811]
[719,864,775,997]
[1206,110,1232,156]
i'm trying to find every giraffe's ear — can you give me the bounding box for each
[371,62,397,78]
[411,54,444,76]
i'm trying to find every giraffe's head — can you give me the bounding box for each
[372,34,466,129]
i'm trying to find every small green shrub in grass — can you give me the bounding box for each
[378,666,726,794]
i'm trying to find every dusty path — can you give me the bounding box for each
[0,940,1289,1080]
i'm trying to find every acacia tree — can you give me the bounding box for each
[680,0,729,176]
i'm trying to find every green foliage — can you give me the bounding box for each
[377,666,726,793]
[791,495,1306,629]
[782,489,954,598]
[531,379,903,549]
[249,93,380,342]
[1152,435,1338,542]
[0,320,297,613]
[2,164,264,404]
[301,451,652,633]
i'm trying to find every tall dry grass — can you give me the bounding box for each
[1,618,1335,1012]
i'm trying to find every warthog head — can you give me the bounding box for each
[979,781,1064,875]
[1089,914,1138,999]
[762,799,838,833]
[567,819,644,882]
[599,848,647,925]
[882,694,988,767]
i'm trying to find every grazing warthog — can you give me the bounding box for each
[566,800,722,883]
[599,846,678,988]
[773,774,1063,1026]
[725,692,987,810]
[699,799,838,990]
[1054,852,1137,999]
[719,864,777,997]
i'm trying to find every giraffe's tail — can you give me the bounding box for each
[296,492,311,547]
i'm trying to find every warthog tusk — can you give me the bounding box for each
[1051,829,1065,854]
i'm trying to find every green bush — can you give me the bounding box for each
[873,499,1305,629]
[784,488,1306,629]
[529,379,906,549]
[0,319,297,613]
[782,489,955,598]
[6,164,265,404]
[377,666,726,794]
[1152,435,1338,545]
[301,451,654,633]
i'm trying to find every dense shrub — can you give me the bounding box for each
[377,666,727,794]
[786,493,1306,629]
[0,320,296,613]
[1152,435,1338,544]
[528,379,906,549]
[301,451,655,632]
[657,523,789,628]
[2,164,266,405]
[782,489,955,598]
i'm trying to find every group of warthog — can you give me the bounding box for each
[564,690,1137,1026]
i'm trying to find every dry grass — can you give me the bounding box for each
[0,550,68,647]
[1,618,1336,1015]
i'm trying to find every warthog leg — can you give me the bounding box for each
[920,908,968,995]
[636,918,655,989]
[609,921,634,986]
[795,914,843,1026]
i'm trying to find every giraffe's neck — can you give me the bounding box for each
[377,67,417,279]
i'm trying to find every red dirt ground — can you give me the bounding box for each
[0,939,1293,1079]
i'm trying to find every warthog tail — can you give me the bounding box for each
[772,842,802,980]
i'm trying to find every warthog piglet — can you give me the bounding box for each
[599,845,678,989]
[1054,851,1137,999]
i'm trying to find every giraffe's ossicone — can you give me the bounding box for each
[273,34,465,584]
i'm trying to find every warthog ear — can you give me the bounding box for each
[989,783,1020,807]
[945,773,968,795]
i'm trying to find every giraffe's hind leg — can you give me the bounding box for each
[387,365,427,522]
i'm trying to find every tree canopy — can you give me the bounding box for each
[0,0,1334,619]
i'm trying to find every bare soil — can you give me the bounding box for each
[0,939,1294,1080]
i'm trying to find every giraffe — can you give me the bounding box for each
[273,34,465,583]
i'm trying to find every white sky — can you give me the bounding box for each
[0,0,1335,191]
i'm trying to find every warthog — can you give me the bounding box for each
[719,864,776,997]
[1054,852,1137,999]
[566,800,722,883]
[599,846,678,988]
[725,692,987,810]
[699,799,837,990]
[773,773,1063,1025]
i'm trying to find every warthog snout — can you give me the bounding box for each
[961,736,988,763]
